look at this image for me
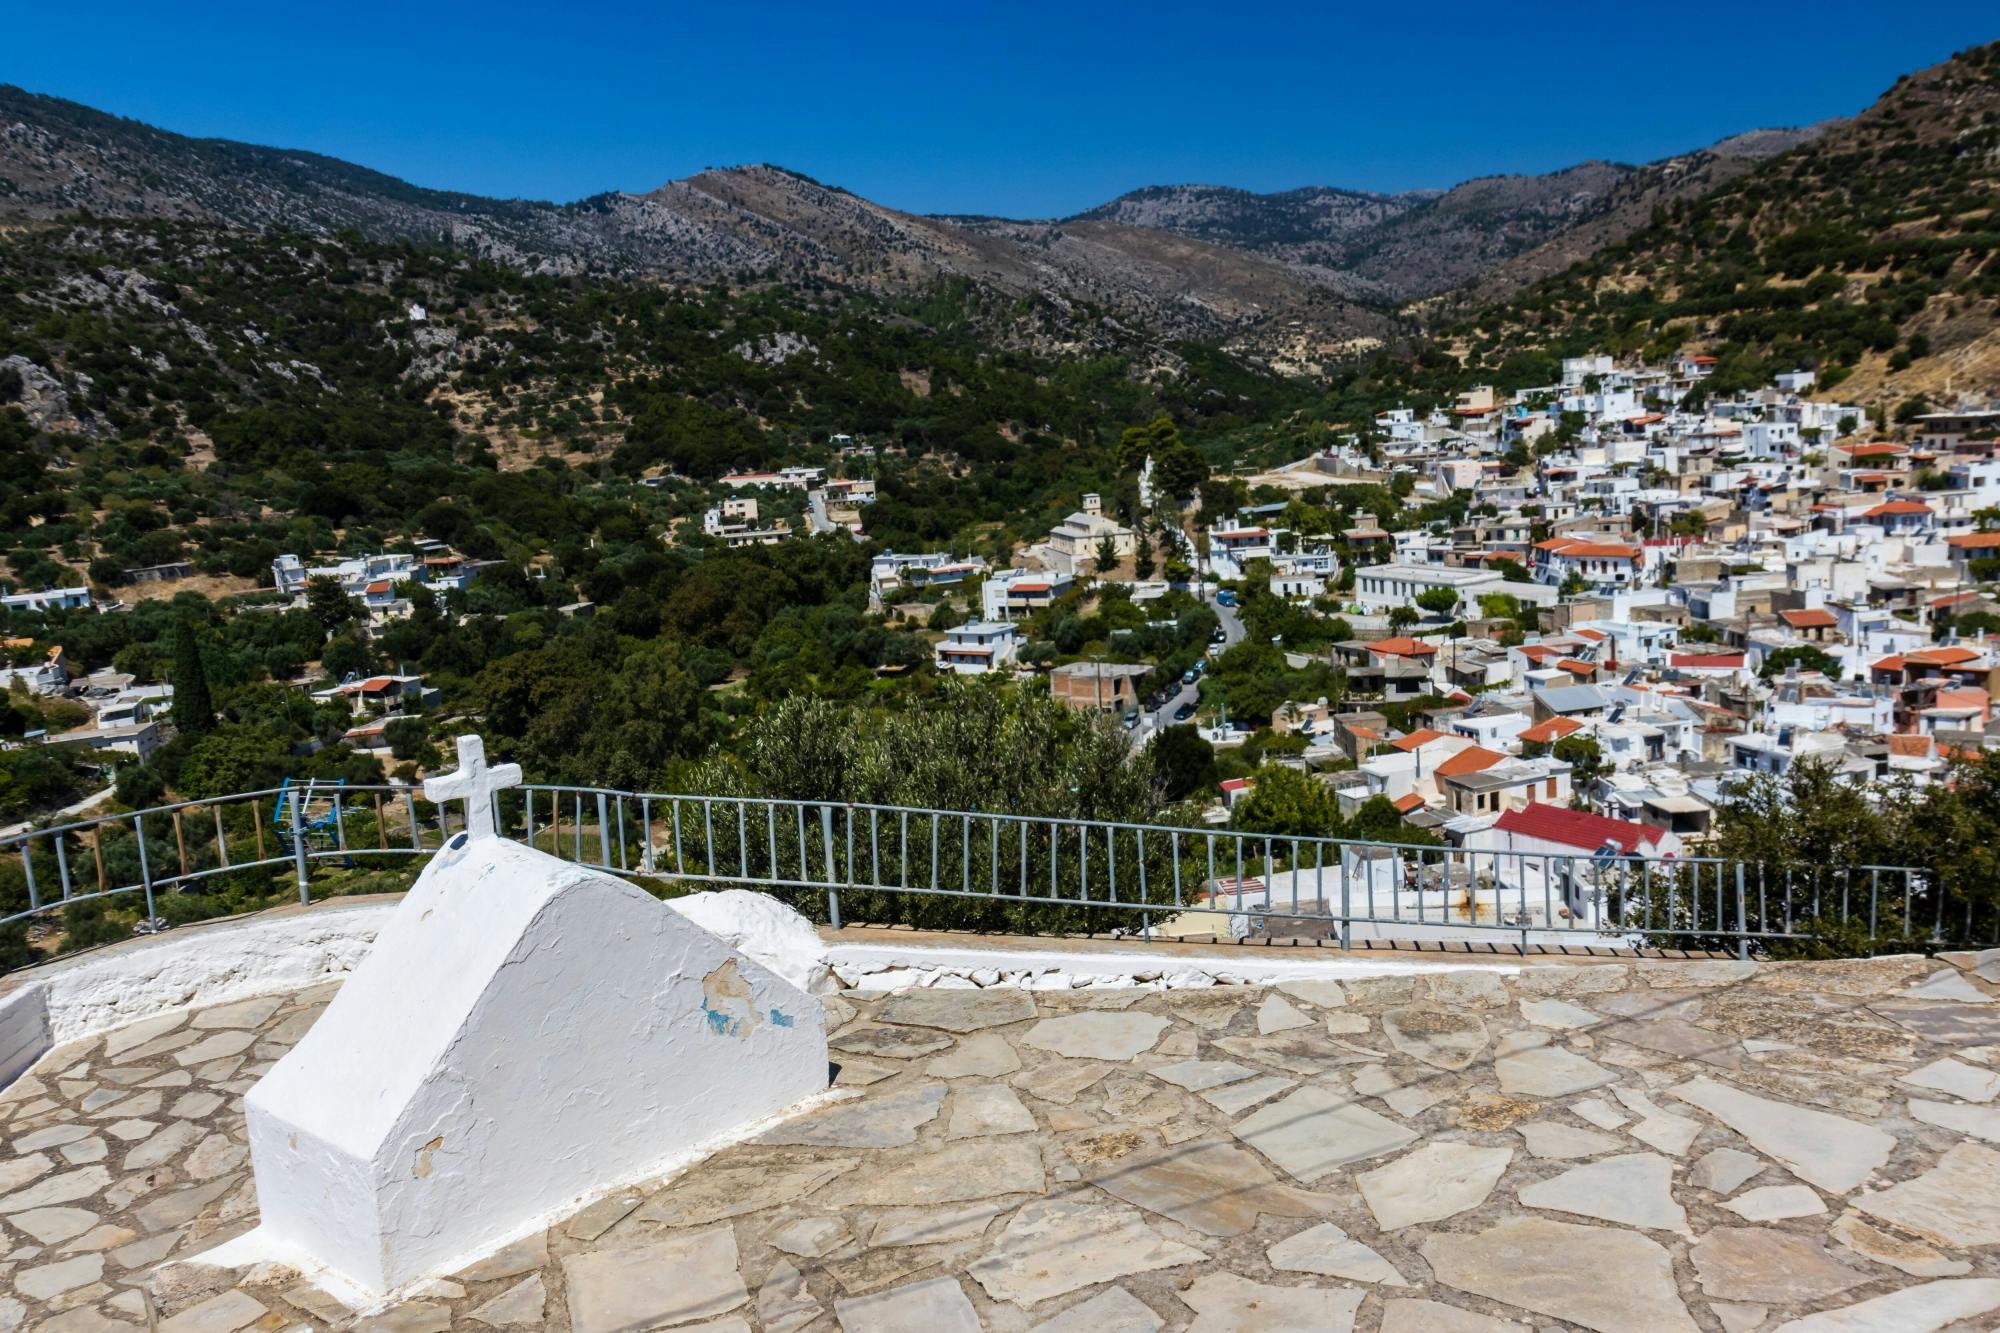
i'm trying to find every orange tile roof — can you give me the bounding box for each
[1779,609,1838,629]
[1907,646,1982,666]
[1390,728,1448,751]
[1434,746,1504,779]
[1392,792,1426,814]
[1538,538,1640,559]
[1863,499,1933,518]
[1948,532,2000,549]
[1519,716,1584,745]
[1366,637,1439,659]
[1557,659,1599,676]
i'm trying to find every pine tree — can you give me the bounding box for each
[170,618,214,736]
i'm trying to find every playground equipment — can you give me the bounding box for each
[274,778,351,861]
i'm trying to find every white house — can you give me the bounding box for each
[933,621,1021,675]
[0,586,90,615]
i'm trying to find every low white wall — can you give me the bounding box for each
[1,896,1531,1090]
[0,901,393,1082]
[825,942,1519,991]
[0,984,49,1086]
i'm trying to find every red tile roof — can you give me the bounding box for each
[1519,717,1584,745]
[1366,637,1438,659]
[1537,538,1641,560]
[1670,652,1745,669]
[1390,728,1448,752]
[1392,793,1425,814]
[1779,609,1838,629]
[1907,646,1982,666]
[1862,499,1933,518]
[1434,746,1504,779]
[1947,532,2000,549]
[1495,802,1667,855]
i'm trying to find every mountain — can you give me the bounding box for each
[1453,40,2000,409]
[1066,130,1831,305]
[0,86,1390,365]
[0,83,1832,371]
[1069,184,1434,258]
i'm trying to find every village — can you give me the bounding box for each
[841,354,2000,871]
[8,351,2000,881]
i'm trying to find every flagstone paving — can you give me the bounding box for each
[6,951,2000,1329]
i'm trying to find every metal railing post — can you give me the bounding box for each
[1735,863,1749,960]
[290,796,310,906]
[134,813,156,922]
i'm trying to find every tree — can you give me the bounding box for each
[305,575,359,633]
[1346,794,1439,846]
[1552,734,1605,790]
[1095,536,1119,574]
[1759,645,1842,681]
[1386,606,1418,634]
[1132,526,1156,581]
[169,618,214,736]
[1415,587,1460,618]
[1151,725,1217,803]
[1232,765,1341,838]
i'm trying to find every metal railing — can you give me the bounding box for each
[0,781,1978,957]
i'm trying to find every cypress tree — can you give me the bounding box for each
[170,618,214,736]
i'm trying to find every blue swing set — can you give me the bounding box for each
[273,777,351,860]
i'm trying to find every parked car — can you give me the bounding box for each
[1174,702,1196,721]
[1121,710,1140,729]
[1181,669,1197,685]
[1216,589,1237,607]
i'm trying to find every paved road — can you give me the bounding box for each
[0,783,116,839]
[1133,596,1244,746]
[805,489,833,536]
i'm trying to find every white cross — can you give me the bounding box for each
[423,734,522,842]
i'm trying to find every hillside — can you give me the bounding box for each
[0,83,1834,368]
[1064,129,1829,306]
[0,87,1390,362]
[1446,40,2000,411]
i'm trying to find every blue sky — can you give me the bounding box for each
[7,3,1995,217]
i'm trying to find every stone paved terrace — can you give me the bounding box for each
[6,952,2000,1331]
